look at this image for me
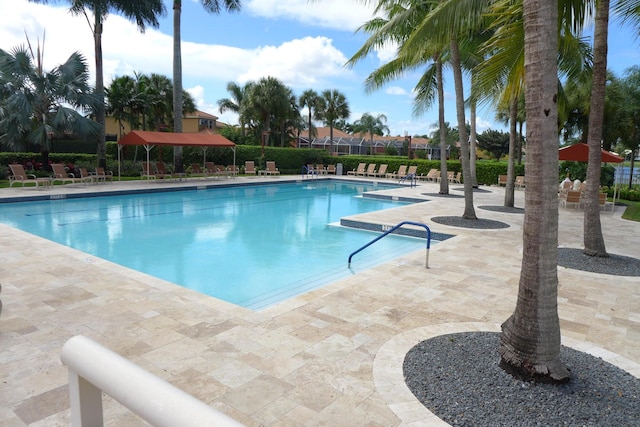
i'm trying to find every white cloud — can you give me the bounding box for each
[246,0,376,31]
[375,42,397,64]
[386,86,407,96]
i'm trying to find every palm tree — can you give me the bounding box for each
[318,89,350,154]
[299,89,322,142]
[499,0,570,382]
[105,75,138,138]
[582,0,610,257]
[0,42,101,167]
[352,113,390,154]
[29,0,166,168]
[217,81,251,136]
[172,0,241,173]
[244,76,290,156]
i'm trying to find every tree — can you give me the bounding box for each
[29,0,166,168]
[105,75,138,138]
[582,0,611,257]
[172,0,241,173]
[299,89,322,141]
[0,42,101,167]
[352,113,390,154]
[217,81,251,136]
[244,76,290,156]
[476,129,510,160]
[318,89,350,154]
[499,0,570,382]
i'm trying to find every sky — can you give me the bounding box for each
[2,0,640,137]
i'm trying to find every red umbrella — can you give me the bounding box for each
[558,143,624,163]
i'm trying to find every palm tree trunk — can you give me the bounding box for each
[583,0,610,257]
[437,57,449,195]
[499,0,569,383]
[469,99,478,188]
[450,37,476,219]
[93,14,107,169]
[172,0,184,173]
[505,96,518,207]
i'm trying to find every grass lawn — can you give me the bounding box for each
[621,200,640,221]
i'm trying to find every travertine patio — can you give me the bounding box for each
[1,176,638,426]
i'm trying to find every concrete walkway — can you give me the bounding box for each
[1,176,638,426]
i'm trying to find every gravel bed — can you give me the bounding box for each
[404,332,640,426]
[431,216,510,229]
[558,247,640,276]
[479,205,525,214]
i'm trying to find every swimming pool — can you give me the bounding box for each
[0,181,428,309]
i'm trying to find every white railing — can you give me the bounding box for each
[61,335,244,427]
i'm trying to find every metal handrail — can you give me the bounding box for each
[348,221,431,268]
[302,165,317,178]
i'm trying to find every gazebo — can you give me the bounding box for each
[117,130,236,179]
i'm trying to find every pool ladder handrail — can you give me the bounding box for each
[302,165,318,178]
[348,221,431,269]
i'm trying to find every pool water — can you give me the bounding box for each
[0,181,428,309]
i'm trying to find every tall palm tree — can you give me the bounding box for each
[172,0,241,173]
[352,113,390,154]
[217,81,251,136]
[499,0,570,382]
[319,89,350,154]
[244,76,289,156]
[583,0,610,257]
[105,75,138,138]
[0,43,101,167]
[299,89,321,142]
[29,0,166,168]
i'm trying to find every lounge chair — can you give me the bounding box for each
[498,175,508,186]
[401,165,417,180]
[446,171,455,183]
[515,175,525,190]
[452,172,462,184]
[347,163,366,176]
[259,161,280,176]
[386,165,407,179]
[226,165,239,178]
[372,164,388,178]
[364,163,378,177]
[326,164,336,175]
[422,168,439,182]
[560,190,581,208]
[95,167,113,183]
[244,161,257,175]
[8,164,51,189]
[140,162,156,180]
[190,164,207,178]
[155,162,176,180]
[50,163,79,185]
[204,162,224,178]
[78,168,97,184]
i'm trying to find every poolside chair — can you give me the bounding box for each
[226,165,239,178]
[498,175,508,186]
[140,162,156,180]
[372,164,388,178]
[364,163,378,177]
[515,175,525,190]
[386,165,407,179]
[244,161,257,175]
[263,161,280,176]
[78,168,97,184]
[8,164,51,189]
[50,164,81,185]
[446,171,455,183]
[95,167,113,183]
[155,162,175,180]
[189,164,207,178]
[422,168,439,182]
[398,165,416,180]
[560,190,581,208]
[452,172,462,184]
[326,164,336,174]
[347,163,366,176]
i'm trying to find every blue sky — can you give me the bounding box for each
[2,0,640,137]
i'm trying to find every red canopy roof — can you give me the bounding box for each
[559,143,623,163]
[118,130,235,148]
